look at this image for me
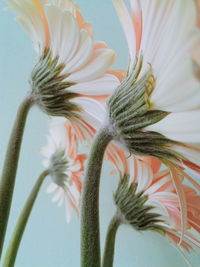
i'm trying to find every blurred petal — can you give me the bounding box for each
[113,0,136,59]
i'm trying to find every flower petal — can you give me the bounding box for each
[146,111,200,143]
[113,0,136,60]
[67,48,116,82]
[68,74,119,96]
[73,97,106,130]
[62,29,93,73]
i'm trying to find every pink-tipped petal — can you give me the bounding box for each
[113,0,137,60]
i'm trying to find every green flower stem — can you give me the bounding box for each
[0,96,34,258]
[2,170,49,267]
[102,215,121,267]
[81,126,113,267]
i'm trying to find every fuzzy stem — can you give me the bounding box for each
[2,170,49,267]
[0,96,34,258]
[81,127,113,267]
[102,215,121,267]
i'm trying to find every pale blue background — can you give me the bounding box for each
[0,1,199,266]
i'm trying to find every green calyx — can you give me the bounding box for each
[30,50,82,119]
[114,175,165,234]
[108,56,178,160]
[49,149,69,187]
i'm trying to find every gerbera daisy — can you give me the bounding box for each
[6,0,120,126]
[110,0,200,159]
[103,152,200,267]
[40,117,87,222]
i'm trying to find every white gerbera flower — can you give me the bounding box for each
[6,0,120,137]
[41,117,87,222]
[112,0,200,171]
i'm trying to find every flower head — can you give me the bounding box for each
[110,0,200,155]
[7,0,119,124]
[114,175,164,233]
[41,117,86,222]
[111,150,200,250]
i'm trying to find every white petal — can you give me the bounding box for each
[40,136,56,158]
[52,188,63,202]
[147,199,170,223]
[63,29,93,73]
[47,183,58,193]
[146,111,200,143]
[59,10,80,63]
[73,97,106,130]
[135,160,153,193]
[151,51,200,112]
[7,0,46,52]
[150,192,178,204]
[68,183,80,203]
[64,199,72,223]
[44,5,62,57]
[139,0,200,112]
[172,145,200,167]
[127,156,137,182]
[68,74,119,95]
[67,48,116,82]
[113,0,136,60]
[70,160,81,172]
[46,118,76,155]
[57,195,64,207]
[45,6,79,62]
[145,174,172,195]
[53,0,75,12]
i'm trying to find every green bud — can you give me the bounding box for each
[30,50,82,119]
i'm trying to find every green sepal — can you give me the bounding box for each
[114,175,165,233]
[49,149,69,187]
[108,55,179,160]
[30,50,81,119]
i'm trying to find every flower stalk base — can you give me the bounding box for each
[102,215,121,267]
[81,127,113,267]
[2,170,49,267]
[0,96,33,258]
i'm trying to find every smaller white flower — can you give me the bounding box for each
[40,117,87,222]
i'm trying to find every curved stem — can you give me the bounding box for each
[0,96,34,258]
[81,126,113,267]
[2,170,49,267]
[102,215,121,267]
